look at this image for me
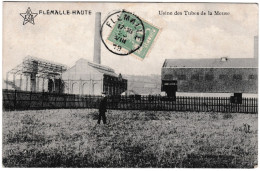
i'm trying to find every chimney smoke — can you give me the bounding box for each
[93,12,101,64]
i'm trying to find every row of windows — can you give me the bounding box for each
[103,84,126,95]
[164,74,257,81]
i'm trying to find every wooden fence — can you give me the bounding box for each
[2,89,258,113]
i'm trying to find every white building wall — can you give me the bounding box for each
[62,59,103,95]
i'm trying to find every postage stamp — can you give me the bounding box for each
[131,19,160,60]
[101,10,160,60]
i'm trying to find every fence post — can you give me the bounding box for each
[214,97,217,112]
[249,98,251,113]
[192,97,194,112]
[14,90,17,110]
[216,97,219,112]
[253,98,255,113]
[42,91,44,109]
[218,97,221,112]
[230,97,232,113]
[54,93,57,109]
[254,98,256,113]
[194,97,196,112]
[213,97,215,112]
[205,97,208,112]
[214,97,216,112]
[179,96,182,111]
[182,96,184,111]
[252,98,254,113]
[29,91,32,110]
[204,97,206,112]
[189,96,191,111]
[64,94,67,109]
[86,95,88,108]
[185,96,187,111]
[226,97,229,113]
[220,97,223,112]
[256,98,258,113]
[245,97,247,113]
[192,96,194,111]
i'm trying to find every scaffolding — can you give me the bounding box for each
[6,56,68,92]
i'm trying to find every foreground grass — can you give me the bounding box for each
[2,109,258,168]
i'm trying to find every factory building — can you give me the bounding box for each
[61,12,127,95]
[62,59,127,95]
[5,56,67,93]
[5,12,127,95]
[161,36,258,98]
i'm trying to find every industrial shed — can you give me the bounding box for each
[161,57,258,97]
[162,36,258,98]
[5,56,68,93]
[62,58,127,95]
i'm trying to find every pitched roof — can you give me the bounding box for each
[163,57,258,68]
[76,58,119,77]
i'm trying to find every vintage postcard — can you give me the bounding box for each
[2,2,258,168]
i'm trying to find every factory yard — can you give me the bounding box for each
[2,109,258,168]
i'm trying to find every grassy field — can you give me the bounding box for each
[2,109,258,168]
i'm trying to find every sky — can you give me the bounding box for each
[3,2,258,78]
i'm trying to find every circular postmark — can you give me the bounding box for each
[100,10,145,56]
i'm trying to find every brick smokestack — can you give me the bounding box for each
[93,12,101,64]
[254,36,258,59]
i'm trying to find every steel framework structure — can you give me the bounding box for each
[6,56,68,92]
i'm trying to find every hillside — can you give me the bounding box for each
[124,74,161,95]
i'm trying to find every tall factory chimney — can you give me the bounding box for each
[93,12,101,64]
[254,36,258,59]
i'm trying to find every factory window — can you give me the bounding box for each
[191,74,200,81]
[233,74,242,80]
[177,75,186,80]
[219,74,228,80]
[248,74,257,80]
[164,74,173,80]
[205,74,214,81]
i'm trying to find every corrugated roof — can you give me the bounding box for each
[163,57,258,68]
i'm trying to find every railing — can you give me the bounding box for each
[2,89,258,113]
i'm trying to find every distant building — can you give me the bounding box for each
[62,59,127,95]
[5,56,67,93]
[162,57,257,97]
[162,36,258,98]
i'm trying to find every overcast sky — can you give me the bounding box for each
[3,2,258,78]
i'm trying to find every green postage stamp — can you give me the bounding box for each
[105,10,160,60]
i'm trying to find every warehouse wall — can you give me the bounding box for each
[162,68,258,94]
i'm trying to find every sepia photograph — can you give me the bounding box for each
[2,2,258,168]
